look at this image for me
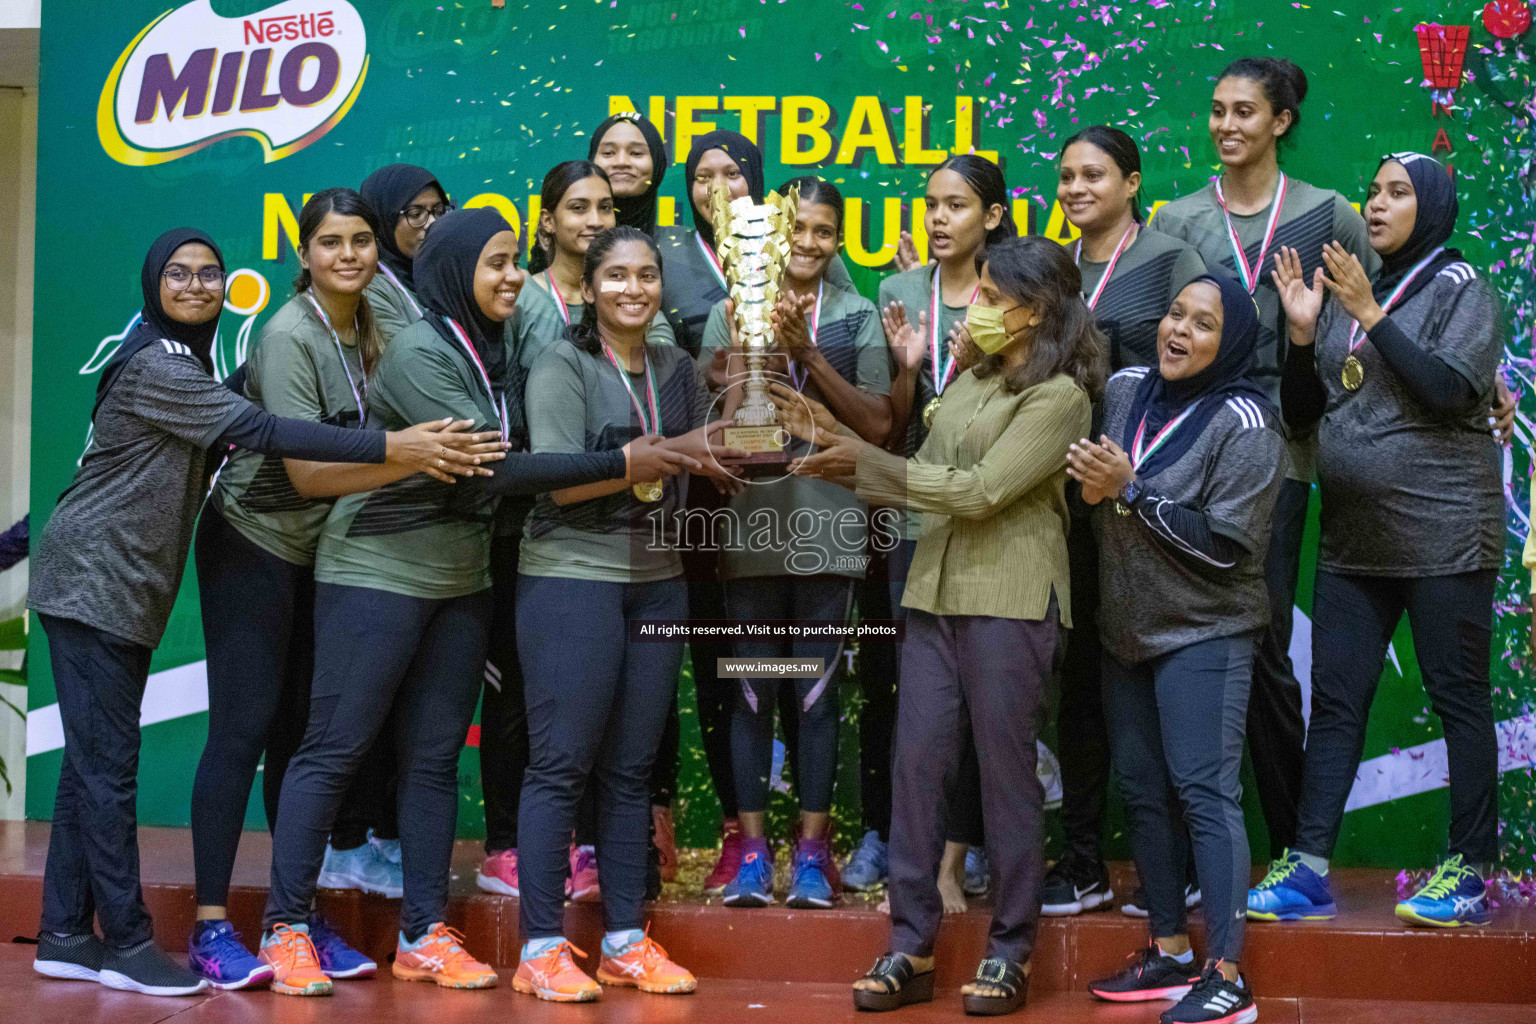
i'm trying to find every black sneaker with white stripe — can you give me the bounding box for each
[1040,855,1114,917]
[99,940,209,996]
[1088,944,1198,1002]
[1122,882,1202,918]
[34,932,107,982]
[1159,965,1256,1024]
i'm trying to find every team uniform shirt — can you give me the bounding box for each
[1150,177,1379,480]
[365,271,424,344]
[1078,229,1207,370]
[1311,263,1505,577]
[519,337,709,583]
[30,343,247,647]
[314,317,507,600]
[211,294,367,566]
[657,225,851,356]
[1094,367,1287,664]
[697,282,892,580]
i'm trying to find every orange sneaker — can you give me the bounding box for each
[259,923,333,997]
[512,940,601,1002]
[391,923,497,989]
[597,930,697,995]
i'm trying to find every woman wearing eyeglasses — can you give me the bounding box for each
[28,227,482,997]
[360,164,452,341]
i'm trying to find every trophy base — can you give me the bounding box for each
[723,424,792,467]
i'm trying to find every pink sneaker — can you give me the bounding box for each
[477,849,519,897]
[704,818,744,895]
[568,845,601,902]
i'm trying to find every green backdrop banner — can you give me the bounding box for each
[26,0,1536,872]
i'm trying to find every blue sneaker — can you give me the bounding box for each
[307,913,377,979]
[842,829,890,892]
[370,831,402,866]
[786,839,837,909]
[188,920,275,990]
[1247,849,1337,921]
[963,846,991,897]
[1395,855,1491,928]
[722,841,775,908]
[319,842,403,898]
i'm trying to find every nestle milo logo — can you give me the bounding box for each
[98,0,368,166]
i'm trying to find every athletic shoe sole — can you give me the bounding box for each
[97,970,209,996]
[321,962,377,979]
[785,894,835,909]
[476,872,519,897]
[270,977,334,996]
[1042,887,1115,917]
[33,959,100,982]
[512,975,600,1002]
[1125,891,1203,918]
[1089,983,1192,1002]
[722,894,773,908]
[1394,905,1490,928]
[317,870,403,899]
[596,968,698,994]
[569,884,601,902]
[1247,904,1337,922]
[199,965,277,990]
[1179,1006,1257,1024]
[392,963,498,988]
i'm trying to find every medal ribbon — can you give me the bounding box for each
[1076,223,1138,311]
[788,281,823,393]
[1131,403,1199,472]
[1213,171,1288,294]
[696,233,728,292]
[377,264,423,318]
[601,342,662,436]
[305,291,366,417]
[443,316,509,443]
[543,274,572,326]
[930,266,980,397]
[1347,246,1445,352]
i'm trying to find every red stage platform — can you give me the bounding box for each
[2,821,1533,1022]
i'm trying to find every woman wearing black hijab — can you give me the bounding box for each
[28,228,467,996]
[360,163,451,340]
[1068,274,1284,1024]
[258,209,695,996]
[1256,152,1505,930]
[589,111,668,236]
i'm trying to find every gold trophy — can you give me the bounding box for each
[714,182,799,466]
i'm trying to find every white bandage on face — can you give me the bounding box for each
[599,280,629,293]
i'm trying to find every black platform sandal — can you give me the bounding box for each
[852,953,936,1012]
[961,957,1029,1016]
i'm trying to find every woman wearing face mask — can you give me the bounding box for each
[513,226,734,1003]
[257,211,696,997]
[786,236,1097,1015]
[1043,127,1206,920]
[691,177,891,911]
[867,153,1017,906]
[360,164,451,339]
[1255,153,1505,929]
[1148,56,1381,878]
[187,190,505,989]
[29,228,469,997]
[1069,275,1284,1024]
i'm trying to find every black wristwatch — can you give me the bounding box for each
[1115,477,1144,516]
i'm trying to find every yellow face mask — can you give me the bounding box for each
[965,302,1020,355]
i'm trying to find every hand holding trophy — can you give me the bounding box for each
[714,181,800,468]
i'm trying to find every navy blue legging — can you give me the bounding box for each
[515,574,687,939]
[264,582,490,940]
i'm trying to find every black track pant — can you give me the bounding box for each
[1296,568,1499,865]
[264,583,490,940]
[1054,516,1109,864]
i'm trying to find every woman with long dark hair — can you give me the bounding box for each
[29,226,471,996]
[861,152,1017,905]
[1043,127,1206,919]
[187,190,506,989]
[785,235,1099,1015]
[1256,152,1504,928]
[1071,274,1285,1024]
[257,211,696,997]
[512,226,732,1002]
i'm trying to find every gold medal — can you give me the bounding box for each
[922,397,942,430]
[1341,355,1364,391]
[632,480,664,503]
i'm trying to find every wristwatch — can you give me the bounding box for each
[1115,477,1143,516]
